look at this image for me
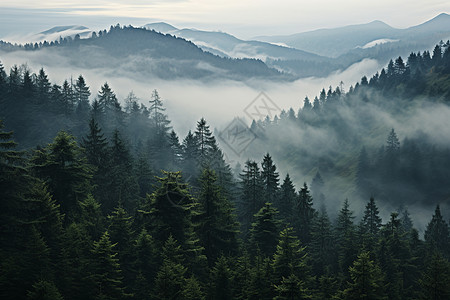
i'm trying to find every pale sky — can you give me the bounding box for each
[0,0,449,39]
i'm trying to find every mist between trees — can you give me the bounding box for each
[1,41,450,299]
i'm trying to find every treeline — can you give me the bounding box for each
[0,24,285,81]
[1,116,450,299]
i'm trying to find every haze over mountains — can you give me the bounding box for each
[1,13,449,81]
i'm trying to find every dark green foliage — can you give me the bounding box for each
[335,199,357,279]
[272,227,310,286]
[239,160,264,237]
[261,153,280,204]
[89,231,127,300]
[277,173,296,224]
[2,41,450,300]
[31,131,93,218]
[196,168,239,266]
[27,280,64,300]
[293,183,316,244]
[418,253,450,300]
[340,251,386,300]
[209,256,233,300]
[424,205,450,257]
[250,202,280,257]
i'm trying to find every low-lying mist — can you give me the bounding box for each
[1,47,447,232]
[0,48,381,136]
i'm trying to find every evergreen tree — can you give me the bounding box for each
[154,235,188,300]
[30,131,92,218]
[239,160,264,237]
[196,167,239,266]
[194,117,215,163]
[272,227,310,287]
[261,153,280,204]
[340,251,386,300]
[138,171,204,270]
[335,199,357,279]
[418,253,450,300]
[89,231,127,300]
[359,197,382,252]
[277,173,296,224]
[293,183,316,244]
[107,206,135,292]
[273,273,310,300]
[424,205,450,257]
[209,256,233,300]
[27,280,64,300]
[249,202,280,257]
[310,206,334,276]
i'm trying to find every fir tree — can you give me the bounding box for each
[89,231,127,300]
[250,202,280,257]
[261,153,280,204]
[341,251,386,300]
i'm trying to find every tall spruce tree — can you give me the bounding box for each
[250,202,280,257]
[196,168,239,266]
[261,153,280,204]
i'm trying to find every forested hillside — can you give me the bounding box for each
[245,41,450,213]
[0,25,287,81]
[1,41,450,299]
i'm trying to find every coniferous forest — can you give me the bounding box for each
[1,28,450,300]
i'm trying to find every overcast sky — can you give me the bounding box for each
[0,0,449,39]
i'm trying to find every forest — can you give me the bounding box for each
[1,33,450,299]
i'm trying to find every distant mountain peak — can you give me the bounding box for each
[40,25,88,35]
[144,22,178,33]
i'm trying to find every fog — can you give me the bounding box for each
[1,48,448,232]
[0,48,381,137]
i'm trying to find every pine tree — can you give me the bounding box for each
[261,153,279,204]
[359,197,382,252]
[277,173,296,224]
[310,206,334,276]
[106,129,139,212]
[181,130,199,183]
[293,183,316,244]
[196,168,239,266]
[239,160,264,237]
[250,202,280,257]
[154,235,188,300]
[27,280,64,300]
[30,131,93,218]
[107,206,135,292]
[272,227,310,287]
[209,256,233,300]
[138,171,205,271]
[424,205,450,257]
[35,68,51,105]
[341,251,386,300]
[89,231,127,300]
[418,253,450,300]
[335,199,357,279]
[133,229,155,300]
[194,117,215,163]
[273,273,310,300]
[82,118,109,202]
[168,129,183,170]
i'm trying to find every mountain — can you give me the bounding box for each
[256,13,450,59]
[255,20,399,58]
[0,25,287,81]
[29,25,92,43]
[144,22,341,77]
